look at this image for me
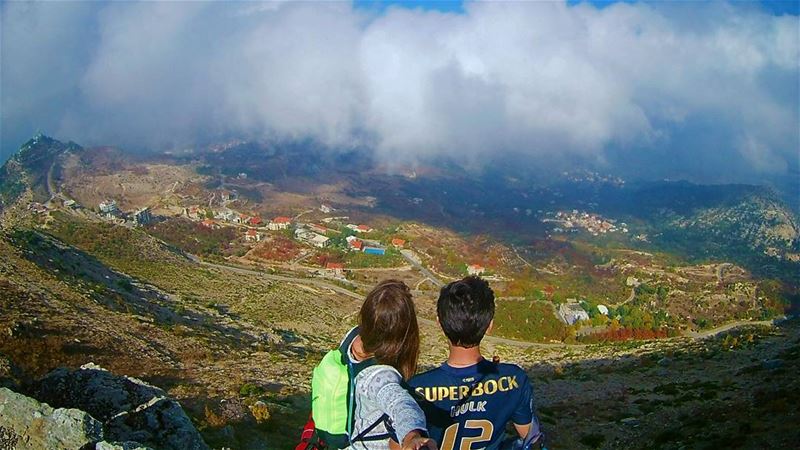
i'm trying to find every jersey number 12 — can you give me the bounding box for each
[440,419,493,450]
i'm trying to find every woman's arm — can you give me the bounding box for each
[361,366,432,448]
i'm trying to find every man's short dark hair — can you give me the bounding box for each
[437,276,495,348]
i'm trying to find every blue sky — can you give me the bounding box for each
[355,0,799,15]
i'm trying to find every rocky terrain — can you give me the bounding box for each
[0,362,207,450]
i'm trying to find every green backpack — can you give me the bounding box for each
[304,327,392,449]
[311,341,355,447]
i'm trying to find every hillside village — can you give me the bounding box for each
[22,184,788,344]
[543,210,629,236]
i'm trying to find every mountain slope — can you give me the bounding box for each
[0,134,82,209]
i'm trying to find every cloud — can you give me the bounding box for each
[1,0,797,183]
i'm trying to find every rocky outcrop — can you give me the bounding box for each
[28,363,207,450]
[0,387,103,449]
[94,441,152,450]
[0,354,20,389]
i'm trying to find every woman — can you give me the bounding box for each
[345,279,436,450]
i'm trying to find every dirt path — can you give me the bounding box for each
[609,287,636,307]
[685,319,778,339]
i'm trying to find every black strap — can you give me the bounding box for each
[338,326,360,365]
[339,326,375,376]
[352,413,395,442]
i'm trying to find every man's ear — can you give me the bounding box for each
[487,319,494,335]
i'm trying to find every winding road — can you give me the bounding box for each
[685,319,779,339]
[400,249,444,288]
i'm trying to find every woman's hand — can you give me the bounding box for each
[401,430,437,450]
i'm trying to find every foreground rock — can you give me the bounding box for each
[0,387,103,449]
[31,363,208,450]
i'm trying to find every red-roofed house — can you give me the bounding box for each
[245,228,261,242]
[325,262,345,276]
[201,219,217,229]
[356,224,372,233]
[248,216,263,226]
[309,223,329,235]
[391,238,406,248]
[269,216,292,231]
[467,264,485,276]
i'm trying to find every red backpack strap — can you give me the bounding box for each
[296,414,322,450]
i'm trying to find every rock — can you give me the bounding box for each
[0,354,20,389]
[219,425,236,441]
[761,359,784,370]
[31,363,208,450]
[0,387,104,449]
[653,368,669,378]
[212,398,255,425]
[620,417,640,427]
[250,400,270,423]
[95,441,153,450]
[204,397,257,430]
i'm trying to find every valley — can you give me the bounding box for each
[1,135,798,449]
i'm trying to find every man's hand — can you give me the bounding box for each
[401,430,437,450]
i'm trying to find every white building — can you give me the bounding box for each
[216,209,238,222]
[346,224,373,233]
[557,301,590,325]
[295,228,329,248]
[269,216,292,230]
[309,234,330,248]
[467,264,485,276]
[597,304,609,316]
[99,200,120,215]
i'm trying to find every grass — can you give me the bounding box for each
[492,299,567,342]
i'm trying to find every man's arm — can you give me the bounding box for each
[390,430,437,450]
[513,422,532,438]
[510,371,545,445]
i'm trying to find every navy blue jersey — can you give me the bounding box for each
[409,359,534,450]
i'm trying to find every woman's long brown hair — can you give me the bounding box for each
[359,279,420,380]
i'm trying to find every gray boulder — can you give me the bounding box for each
[95,441,153,450]
[0,387,103,449]
[32,363,208,450]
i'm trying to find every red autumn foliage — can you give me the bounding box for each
[579,327,669,343]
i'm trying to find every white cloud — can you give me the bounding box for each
[1,0,797,181]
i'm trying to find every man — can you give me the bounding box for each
[409,276,544,450]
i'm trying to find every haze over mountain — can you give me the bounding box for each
[2,0,798,189]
